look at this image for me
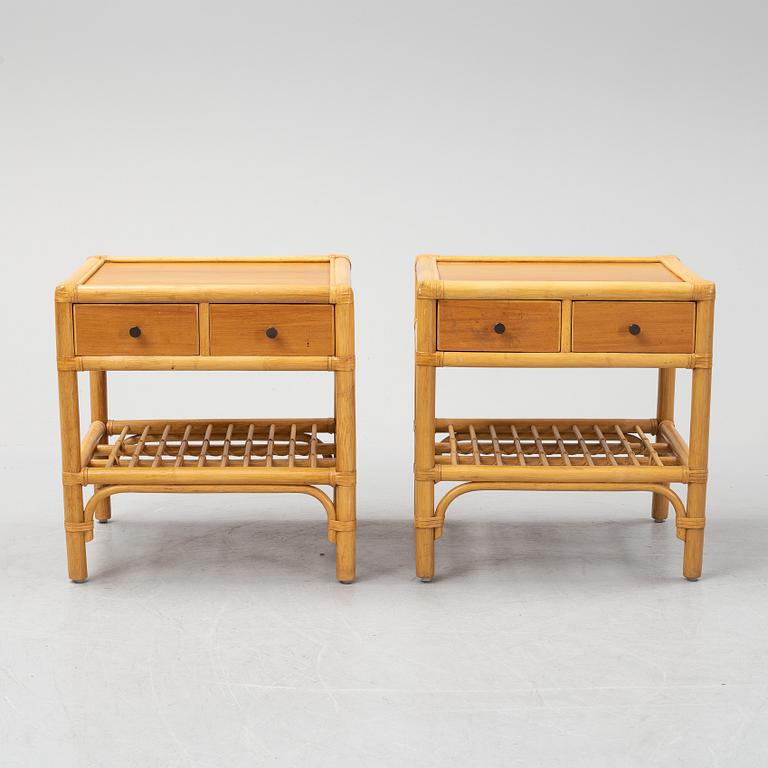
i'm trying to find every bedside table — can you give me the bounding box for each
[55,256,356,583]
[413,255,715,581]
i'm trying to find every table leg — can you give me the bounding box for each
[58,370,88,582]
[90,371,111,523]
[683,367,712,580]
[652,368,675,522]
[414,298,436,581]
[334,300,356,583]
[683,299,714,580]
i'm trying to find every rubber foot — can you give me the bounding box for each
[653,519,666,523]
[684,576,700,582]
[71,578,88,584]
[338,580,354,585]
[97,518,110,524]
[419,577,433,583]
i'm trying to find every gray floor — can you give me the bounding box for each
[2,491,767,768]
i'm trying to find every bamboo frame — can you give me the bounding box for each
[80,485,350,543]
[414,294,437,581]
[416,254,714,301]
[55,256,356,583]
[62,355,351,372]
[420,482,690,541]
[421,352,705,369]
[414,255,715,581]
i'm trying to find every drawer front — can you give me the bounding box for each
[571,301,696,353]
[437,300,561,352]
[74,304,199,356]
[210,304,334,356]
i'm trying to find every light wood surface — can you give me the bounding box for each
[431,352,700,368]
[73,355,344,371]
[74,304,199,356]
[56,298,88,580]
[89,371,111,522]
[651,369,676,522]
[437,300,561,352]
[414,296,437,581]
[683,298,714,580]
[85,260,330,287]
[437,259,682,283]
[333,298,356,582]
[209,304,334,356]
[415,255,714,301]
[571,301,695,353]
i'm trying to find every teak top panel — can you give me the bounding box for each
[437,260,680,283]
[416,255,714,301]
[86,260,329,287]
[57,256,352,304]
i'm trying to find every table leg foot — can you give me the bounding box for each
[651,489,670,522]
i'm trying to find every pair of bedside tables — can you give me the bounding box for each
[55,255,714,584]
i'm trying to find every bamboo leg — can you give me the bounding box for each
[333,300,356,583]
[683,368,712,580]
[683,299,714,581]
[90,371,112,522]
[414,298,437,581]
[58,370,87,582]
[652,368,675,521]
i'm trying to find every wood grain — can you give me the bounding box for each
[209,304,334,356]
[437,259,681,283]
[437,300,561,352]
[74,304,199,356]
[85,260,330,287]
[571,301,695,353]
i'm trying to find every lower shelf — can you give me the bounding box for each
[75,418,354,547]
[420,418,701,544]
[433,418,690,482]
[81,418,337,485]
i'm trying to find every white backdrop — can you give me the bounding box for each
[1,0,766,513]
[3,4,768,766]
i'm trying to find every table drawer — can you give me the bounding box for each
[74,304,199,356]
[210,304,334,356]
[571,301,696,353]
[437,300,561,352]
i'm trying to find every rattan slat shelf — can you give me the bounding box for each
[434,420,682,469]
[414,255,715,581]
[86,420,336,469]
[56,256,356,583]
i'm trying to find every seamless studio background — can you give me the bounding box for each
[1,2,767,767]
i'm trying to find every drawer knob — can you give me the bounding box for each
[494,322,506,335]
[628,323,641,336]
[265,327,278,339]
[129,326,142,338]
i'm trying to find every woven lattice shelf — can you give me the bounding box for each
[82,419,335,475]
[436,420,681,467]
[433,419,689,479]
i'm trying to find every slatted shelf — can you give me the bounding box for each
[435,419,686,469]
[82,419,336,470]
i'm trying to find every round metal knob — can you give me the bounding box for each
[628,323,641,336]
[494,323,506,335]
[129,326,141,338]
[265,327,278,339]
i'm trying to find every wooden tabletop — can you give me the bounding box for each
[416,256,714,301]
[56,256,352,303]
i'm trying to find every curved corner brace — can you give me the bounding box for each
[83,484,343,543]
[429,482,691,540]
